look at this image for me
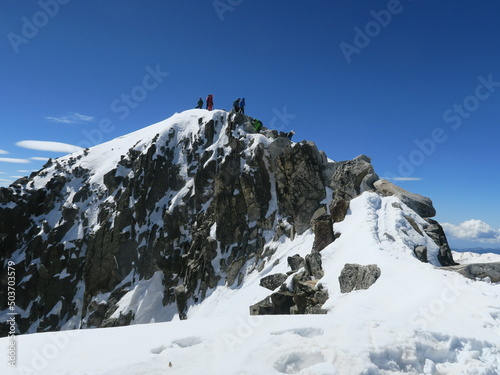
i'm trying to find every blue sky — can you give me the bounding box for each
[1,0,499,249]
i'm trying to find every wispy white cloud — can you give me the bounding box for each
[0,157,31,164]
[31,157,51,161]
[16,140,83,153]
[0,149,8,155]
[442,220,500,244]
[44,112,94,124]
[382,177,423,181]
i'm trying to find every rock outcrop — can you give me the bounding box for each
[374,179,436,218]
[422,219,458,266]
[444,263,500,283]
[328,155,379,224]
[338,263,381,293]
[250,259,329,316]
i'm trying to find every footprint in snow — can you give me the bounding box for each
[151,336,203,354]
[274,351,326,374]
[271,327,324,338]
[171,336,203,348]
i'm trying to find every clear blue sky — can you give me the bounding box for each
[1,0,499,249]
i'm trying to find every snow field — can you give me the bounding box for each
[3,192,500,374]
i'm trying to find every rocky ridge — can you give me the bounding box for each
[0,109,458,335]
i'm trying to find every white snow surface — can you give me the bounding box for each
[2,110,500,374]
[3,192,500,375]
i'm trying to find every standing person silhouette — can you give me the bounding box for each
[233,98,241,113]
[239,98,246,114]
[206,95,214,111]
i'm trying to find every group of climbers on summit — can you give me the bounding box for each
[193,96,292,138]
[232,98,245,114]
[196,95,214,111]
[195,96,245,114]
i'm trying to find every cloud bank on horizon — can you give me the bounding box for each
[442,220,500,244]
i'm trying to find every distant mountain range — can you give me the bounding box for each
[454,247,500,255]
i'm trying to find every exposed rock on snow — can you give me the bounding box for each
[311,213,335,252]
[444,262,500,282]
[287,254,305,272]
[251,249,328,315]
[329,154,379,224]
[413,245,428,263]
[374,179,436,218]
[338,263,381,293]
[422,218,459,266]
[259,273,288,291]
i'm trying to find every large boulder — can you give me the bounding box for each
[327,155,379,199]
[339,263,381,293]
[328,155,379,223]
[374,179,436,218]
[311,213,335,252]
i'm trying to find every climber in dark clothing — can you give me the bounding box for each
[239,98,246,114]
[196,98,203,109]
[233,98,241,113]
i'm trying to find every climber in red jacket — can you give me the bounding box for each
[206,95,214,111]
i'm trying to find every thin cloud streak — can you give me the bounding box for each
[16,140,83,153]
[44,112,94,124]
[31,157,51,161]
[0,157,31,164]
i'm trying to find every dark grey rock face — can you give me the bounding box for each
[422,219,458,266]
[414,245,428,263]
[338,263,381,293]
[251,247,328,315]
[287,255,305,272]
[260,273,288,291]
[328,155,379,224]
[0,112,337,334]
[312,214,335,252]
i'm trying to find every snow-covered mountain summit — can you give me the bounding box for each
[1,109,500,374]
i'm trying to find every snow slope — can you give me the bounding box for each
[3,192,500,374]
